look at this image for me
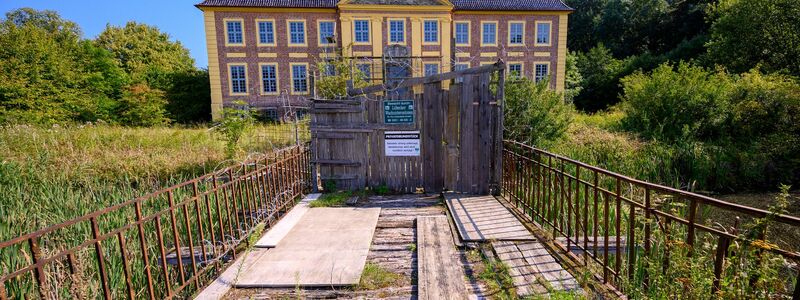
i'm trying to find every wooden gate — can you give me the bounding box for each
[311,61,505,194]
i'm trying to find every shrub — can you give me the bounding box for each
[503,77,573,147]
[618,63,800,191]
[116,84,170,126]
[620,63,734,143]
[315,51,369,99]
[212,100,255,158]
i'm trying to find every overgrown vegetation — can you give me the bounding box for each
[503,77,573,147]
[315,51,370,99]
[0,8,210,125]
[309,191,353,208]
[357,263,404,290]
[212,100,256,158]
[0,123,301,241]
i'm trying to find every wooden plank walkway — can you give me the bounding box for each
[495,241,583,293]
[444,194,536,242]
[253,193,319,248]
[417,216,468,300]
[232,207,381,287]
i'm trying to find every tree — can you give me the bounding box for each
[95,22,195,86]
[503,77,573,146]
[706,0,800,77]
[573,45,626,111]
[165,69,211,123]
[0,8,127,124]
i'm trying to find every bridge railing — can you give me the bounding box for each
[501,140,800,297]
[0,145,311,299]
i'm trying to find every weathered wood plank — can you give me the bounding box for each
[417,216,468,300]
[444,194,536,242]
[311,159,362,167]
[516,241,583,292]
[492,241,548,297]
[349,62,504,96]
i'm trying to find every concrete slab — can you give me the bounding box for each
[233,207,381,287]
[444,194,536,242]
[254,193,320,248]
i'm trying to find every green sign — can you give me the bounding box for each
[383,100,415,124]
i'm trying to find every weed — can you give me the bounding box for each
[357,263,404,290]
[407,243,416,252]
[309,191,352,207]
[373,184,390,195]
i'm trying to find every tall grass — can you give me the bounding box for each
[0,122,309,298]
[0,122,306,242]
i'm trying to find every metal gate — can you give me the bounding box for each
[311,61,506,194]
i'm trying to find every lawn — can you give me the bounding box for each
[0,122,307,241]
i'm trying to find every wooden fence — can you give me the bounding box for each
[0,145,311,299]
[312,62,506,194]
[502,140,800,298]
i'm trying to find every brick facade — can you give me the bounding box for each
[199,2,571,120]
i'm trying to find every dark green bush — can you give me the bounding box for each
[618,63,800,191]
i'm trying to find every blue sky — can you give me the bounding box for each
[0,0,210,68]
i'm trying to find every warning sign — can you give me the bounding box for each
[384,131,420,157]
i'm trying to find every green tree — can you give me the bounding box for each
[620,63,734,142]
[165,69,211,123]
[95,22,195,84]
[315,55,369,99]
[0,8,127,124]
[564,52,583,103]
[707,0,800,77]
[573,45,626,111]
[503,77,573,146]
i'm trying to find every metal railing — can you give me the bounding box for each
[0,145,311,299]
[501,140,800,297]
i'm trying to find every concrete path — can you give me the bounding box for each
[253,193,320,248]
[232,207,381,287]
[445,194,536,242]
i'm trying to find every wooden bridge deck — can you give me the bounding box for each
[205,194,583,299]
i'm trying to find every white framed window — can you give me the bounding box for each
[389,19,405,44]
[354,20,370,43]
[318,21,335,45]
[454,21,469,45]
[481,22,497,46]
[534,63,549,83]
[423,20,438,43]
[260,64,278,94]
[454,63,468,83]
[424,63,439,77]
[288,20,306,45]
[291,64,309,94]
[225,19,244,45]
[257,20,275,45]
[536,21,551,46]
[322,62,335,77]
[229,64,247,95]
[509,63,523,77]
[357,63,371,81]
[509,21,524,45]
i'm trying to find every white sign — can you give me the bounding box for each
[384,131,420,157]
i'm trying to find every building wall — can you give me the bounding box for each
[201,6,568,120]
[453,11,567,91]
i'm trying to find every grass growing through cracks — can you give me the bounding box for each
[309,191,353,207]
[357,262,404,290]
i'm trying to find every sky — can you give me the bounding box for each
[0,0,210,68]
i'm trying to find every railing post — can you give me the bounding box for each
[28,237,47,299]
[712,236,731,294]
[90,217,112,300]
[643,187,652,289]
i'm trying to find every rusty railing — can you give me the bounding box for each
[501,140,800,297]
[0,145,311,299]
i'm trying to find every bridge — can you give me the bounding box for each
[1,63,798,299]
